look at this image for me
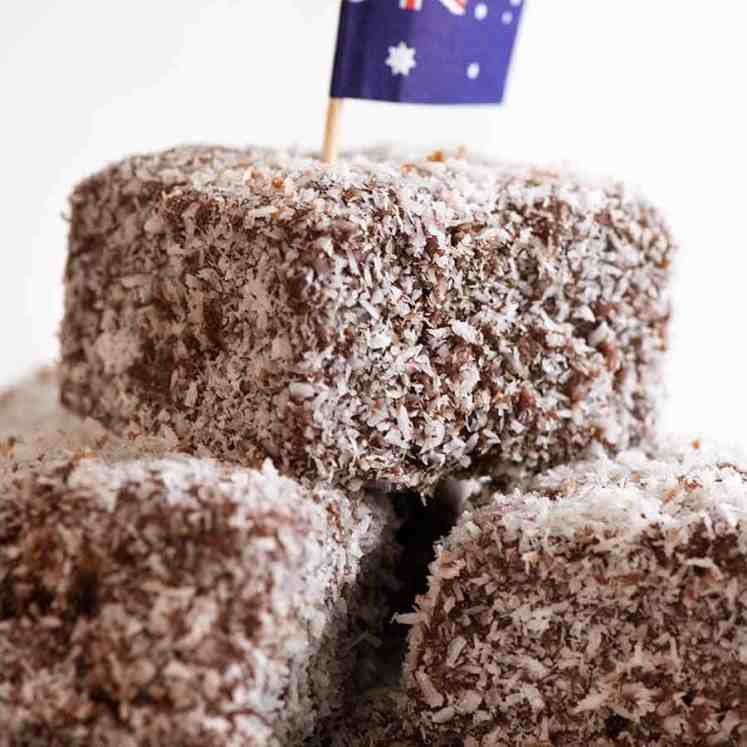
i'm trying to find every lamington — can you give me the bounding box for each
[402,439,747,746]
[60,145,673,492]
[0,373,399,747]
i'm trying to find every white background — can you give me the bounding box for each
[1,1,745,445]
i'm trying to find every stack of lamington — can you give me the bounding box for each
[1,145,745,746]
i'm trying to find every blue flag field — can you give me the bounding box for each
[331,0,524,105]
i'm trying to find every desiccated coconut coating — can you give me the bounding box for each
[60,145,673,493]
[0,374,399,747]
[402,439,747,746]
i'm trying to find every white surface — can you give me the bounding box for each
[1,1,745,445]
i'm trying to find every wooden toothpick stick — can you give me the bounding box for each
[322,98,344,164]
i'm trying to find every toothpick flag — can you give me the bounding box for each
[330,0,525,105]
[323,0,525,161]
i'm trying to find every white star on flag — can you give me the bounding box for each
[386,41,417,76]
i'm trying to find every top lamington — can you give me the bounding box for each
[61,145,673,492]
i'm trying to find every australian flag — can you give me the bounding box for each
[330,0,525,105]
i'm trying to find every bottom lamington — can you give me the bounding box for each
[402,440,747,746]
[0,373,399,747]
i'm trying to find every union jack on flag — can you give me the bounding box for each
[400,0,468,15]
[331,0,525,104]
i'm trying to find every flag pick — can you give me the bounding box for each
[323,0,525,163]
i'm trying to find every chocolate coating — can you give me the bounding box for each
[403,440,747,746]
[60,146,673,493]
